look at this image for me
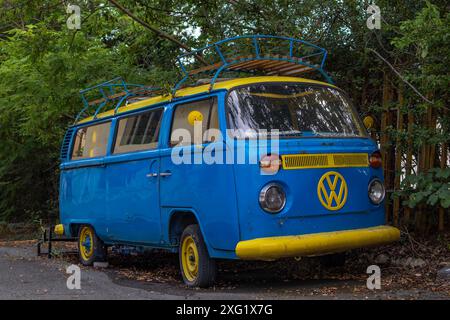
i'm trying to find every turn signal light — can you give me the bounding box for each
[369,151,382,168]
[259,154,281,175]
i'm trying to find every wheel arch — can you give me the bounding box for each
[68,221,93,237]
[167,209,211,252]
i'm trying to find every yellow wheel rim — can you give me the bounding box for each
[79,227,94,261]
[181,236,199,282]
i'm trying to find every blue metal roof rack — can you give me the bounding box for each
[75,77,161,123]
[174,35,333,95]
[75,36,333,123]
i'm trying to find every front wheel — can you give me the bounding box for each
[77,225,107,266]
[179,224,216,287]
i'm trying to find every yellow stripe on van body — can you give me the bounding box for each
[235,226,400,260]
[281,153,368,170]
[77,76,335,124]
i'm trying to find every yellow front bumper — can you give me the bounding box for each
[235,226,400,260]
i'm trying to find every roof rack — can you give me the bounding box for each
[195,78,234,85]
[174,35,333,95]
[75,36,332,123]
[75,77,161,123]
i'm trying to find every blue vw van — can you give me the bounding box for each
[57,36,400,287]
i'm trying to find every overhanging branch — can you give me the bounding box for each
[368,48,433,104]
[108,0,207,65]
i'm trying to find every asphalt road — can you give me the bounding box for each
[0,244,448,300]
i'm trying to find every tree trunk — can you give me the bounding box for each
[438,110,448,231]
[381,72,393,223]
[404,110,414,224]
[393,85,404,226]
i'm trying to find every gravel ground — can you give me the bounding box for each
[0,236,449,300]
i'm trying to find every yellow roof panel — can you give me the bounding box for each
[77,76,334,124]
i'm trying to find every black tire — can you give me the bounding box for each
[179,224,216,288]
[77,225,107,266]
[319,252,346,268]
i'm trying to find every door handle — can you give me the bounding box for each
[159,171,172,177]
[146,173,158,178]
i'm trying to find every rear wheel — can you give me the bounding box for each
[77,225,107,266]
[179,224,216,287]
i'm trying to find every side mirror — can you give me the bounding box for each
[363,116,374,130]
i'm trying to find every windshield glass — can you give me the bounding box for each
[226,83,366,138]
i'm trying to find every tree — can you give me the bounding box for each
[0,0,448,230]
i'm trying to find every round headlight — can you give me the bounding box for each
[368,179,385,204]
[259,183,286,213]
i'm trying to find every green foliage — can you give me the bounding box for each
[392,1,450,97]
[0,1,169,221]
[396,168,450,209]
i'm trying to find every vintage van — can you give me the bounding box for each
[57,36,400,287]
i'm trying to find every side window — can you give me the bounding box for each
[170,97,219,147]
[113,108,163,154]
[71,122,110,160]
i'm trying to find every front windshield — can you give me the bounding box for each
[226,83,366,138]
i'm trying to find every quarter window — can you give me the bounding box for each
[71,122,110,160]
[113,109,163,154]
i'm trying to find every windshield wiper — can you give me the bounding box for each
[279,131,303,137]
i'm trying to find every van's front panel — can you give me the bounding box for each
[232,139,383,242]
[226,82,388,245]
